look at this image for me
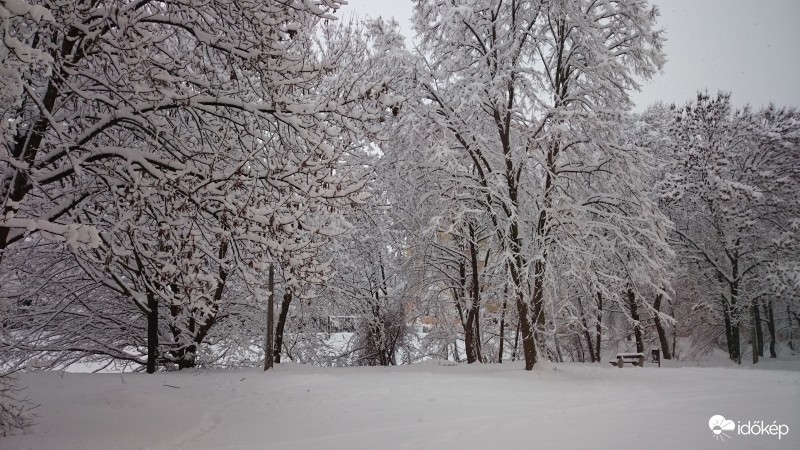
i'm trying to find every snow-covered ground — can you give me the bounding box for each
[4,359,799,449]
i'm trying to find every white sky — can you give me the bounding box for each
[339,0,800,110]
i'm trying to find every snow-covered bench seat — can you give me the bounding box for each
[610,353,645,367]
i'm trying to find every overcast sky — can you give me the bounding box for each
[341,0,800,110]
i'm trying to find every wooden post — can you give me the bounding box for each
[264,264,274,371]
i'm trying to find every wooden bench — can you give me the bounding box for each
[610,352,645,367]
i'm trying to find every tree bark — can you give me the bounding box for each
[168,242,228,370]
[515,286,536,369]
[0,30,81,251]
[736,322,743,365]
[652,293,672,359]
[670,302,677,359]
[508,232,536,369]
[754,300,764,357]
[498,292,508,363]
[273,291,292,364]
[466,224,482,363]
[626,289,644,354]
[574,334,584,362]
[577,296,596,362]
[264,264,274,371]
[146,290,159,374]
[750,302,759,364]
[511,319,520,362]
[595,292,603,362]
[730,253,741,363]
[767,300,777,358]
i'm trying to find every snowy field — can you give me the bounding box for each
[4,359,799,450]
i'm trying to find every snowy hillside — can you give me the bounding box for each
[4,360,799,450]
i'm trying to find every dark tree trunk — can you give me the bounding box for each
[716,262,740,362]
[721,294,736,360]
[736,322,743,365]
[508,238,536,369]
[670,302,677,359]
[750,302,759,364]
[0,30,81,251]
[595,292,603,362]
[146,290,159,374]
[652,293,672,359]
[498,292,508,363]
[789,306,798,352]
[626,289,644,354]
[466,224,482,363]
[516,287,536,369]
[730,252,742,363]
[459,258,476,364]
[530,260,547,339]
[575,334,585,362]
[370,291,386,366]
[754,300,764,357]
[168,241,229,370]
[577,296,596,362]
[767,300,777,358]
[582,329,595,362]
[264,264,274,371]
[511,319,521,362]
[175,345,197,370]
[273,291,292,364]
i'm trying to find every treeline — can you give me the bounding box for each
[1,0,798,406]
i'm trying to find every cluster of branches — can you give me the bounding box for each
[655,92,800,363]
[0,0,404,397]
[312,2,799,371]
[1,2,798,410]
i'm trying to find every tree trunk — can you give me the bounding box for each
[716,262,740,362]
[574,334,584,362]
[754,300,764,357]
[730,256,741,363]
[0,30,79,251]
[264,264,274,371]
[577,296,596,362]
[516,288,536,370]
[595,292,603,362]
[627,289,644,353]
[750,302,759,364]
[670,302,677,359]
[552,332,563,362]
[736,322,742,365]
[767,300,777,358]
[721,294,735,360]
[167,242,228,370]
[466,224,482,363]
[498,293,508,363]
[146,290,159,374]
[652,293,672,359]
[460,258,477,364]
[273,291,292,364]
[508,236,536,369]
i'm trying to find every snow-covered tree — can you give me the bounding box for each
[1,1,401,372]
[662,92,800,362]
[404,0,665,369]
